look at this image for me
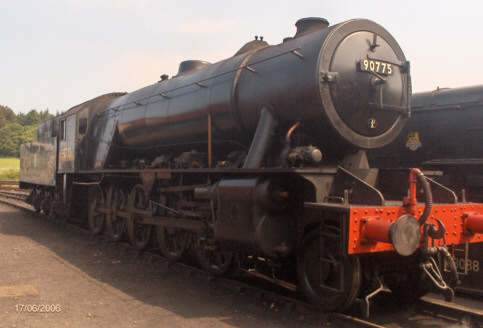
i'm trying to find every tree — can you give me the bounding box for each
[17,109,53,126]
[17,110,39,126]
[0,124,38,157]
[0,123,25,157]
[21,125,37,144]
[0,106,54,157]
[0,105,17,128]
[39,109,52,121]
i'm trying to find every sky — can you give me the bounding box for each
[1,0,483,114]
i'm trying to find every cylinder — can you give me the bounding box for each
[465,213,483,234]
[362,217,392,244]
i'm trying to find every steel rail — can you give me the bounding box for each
[417,297,483,325]
[0,180,19,185]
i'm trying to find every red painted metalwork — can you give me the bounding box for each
[348,204,483,255]
[361,217,392,244]
[464,213,483,234]
[408,168,420,215]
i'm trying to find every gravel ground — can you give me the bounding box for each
[0,204,327,328]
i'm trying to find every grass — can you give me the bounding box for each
[0,157,20,181]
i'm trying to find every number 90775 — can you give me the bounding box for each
[360,59,393,75]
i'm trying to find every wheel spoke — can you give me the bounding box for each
[157,226,187,261]
[127,185,152,250]
[194,234,233,275]
[297,230,361,312]
[88,185,105,235]
[106,185,128,241]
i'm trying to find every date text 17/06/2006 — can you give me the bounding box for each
[15,304,61,313]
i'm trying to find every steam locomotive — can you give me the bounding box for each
[368,85,483,295]
[19,17,483,313]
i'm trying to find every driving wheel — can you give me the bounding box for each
[105,185,127,242]
[127,185,152,250]
[87,185,106,235]
[194,234,233,275]
[297,229,361,312]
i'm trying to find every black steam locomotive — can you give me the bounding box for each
[20,18,483,313]
[368,85,483,295]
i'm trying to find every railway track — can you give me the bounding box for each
[0,187,481,328]
[0,180,19,185]
[0,189,27,201]
[0,180,20,192]
[417,297,483,326]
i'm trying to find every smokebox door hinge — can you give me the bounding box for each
[321,71,338,83]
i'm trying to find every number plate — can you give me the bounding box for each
[360,59,393,75]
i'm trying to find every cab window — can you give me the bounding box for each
[60,119,66,141]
